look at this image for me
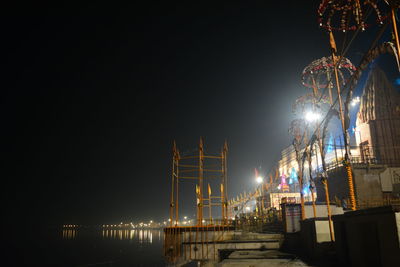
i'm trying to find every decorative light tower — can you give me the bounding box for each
[316,0,400,212]
[318,0,400,59]
[318,0,385,32]
[301,53,356,240]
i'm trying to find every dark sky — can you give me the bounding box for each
[4,2,396,227]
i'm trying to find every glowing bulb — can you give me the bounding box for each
[256,176,263,184]
[305,111,321,122]
[351,96,360,107]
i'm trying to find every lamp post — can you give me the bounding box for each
[317,0,383,211]
[256,176,264,217]
[302,111,323,221]
[292,91,334,241]
[304,133,317,218]
[329,35,357,211]
[301,54,356,241]
[309,76,336,242]
[307,109,335,242]
[289,119,306,221]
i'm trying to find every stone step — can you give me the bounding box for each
[218,250,310,266]
[183,240,281,258]
[237,233,283,241]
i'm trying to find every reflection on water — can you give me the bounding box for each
[62,228,162,244]
[62,229,76,239]
[56,228,165,266]
[102,229,158,243]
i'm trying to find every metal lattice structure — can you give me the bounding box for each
[169,139,228,227]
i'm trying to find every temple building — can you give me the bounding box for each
[273,66,400,208]
[316,66,400,205]
[355,67,400,166]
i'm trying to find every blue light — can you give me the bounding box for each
[302,185,310,196]
[288,178,293,185]
[326,134,334,153]
[290,168,297,182]
[395,78,400,85]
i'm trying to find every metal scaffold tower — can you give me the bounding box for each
[169,138,228,227]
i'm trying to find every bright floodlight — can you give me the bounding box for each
[256,176,263,184]
[305,111,321,122]
[351,96,360,107]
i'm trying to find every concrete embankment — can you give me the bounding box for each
[179,231,310,266]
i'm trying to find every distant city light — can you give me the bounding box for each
[245,206,251,211]
[256,176,263,184]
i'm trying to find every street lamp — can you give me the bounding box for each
[255,176,264,216]
[350,96,360,107]
[305,111,321,122]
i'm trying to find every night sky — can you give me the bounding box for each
[3,2,397,228]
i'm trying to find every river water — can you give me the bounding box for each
[12,228,166,266]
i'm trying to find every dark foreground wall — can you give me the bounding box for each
[333,206,400,267]
[300,218,333,261]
